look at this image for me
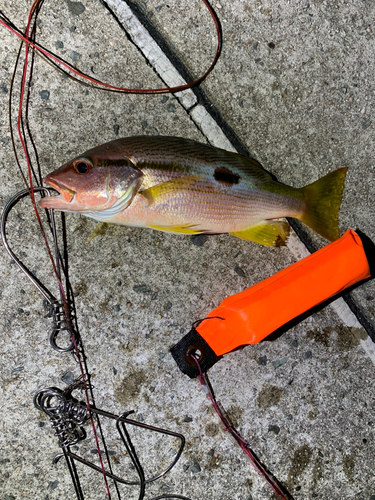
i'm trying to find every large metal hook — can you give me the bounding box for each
[1,187,75,352]
[1,187,56,302]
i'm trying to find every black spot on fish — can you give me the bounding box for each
[214,167,240,186]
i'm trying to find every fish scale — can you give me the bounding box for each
[39,136,347,247]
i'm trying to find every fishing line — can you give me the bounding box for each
[0,0,221,94]
[7,2,114,497]
[2,0,222,497]
[9,2,43,190]
[3,0,222,307]
[190,355,292,500]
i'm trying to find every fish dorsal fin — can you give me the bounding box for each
[230,220,290,247]
[139,176,202,206]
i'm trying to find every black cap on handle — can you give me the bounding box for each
[170,328,221,378]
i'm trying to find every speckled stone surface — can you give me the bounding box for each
[0,1,374,499]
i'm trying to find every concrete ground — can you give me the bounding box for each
[0,1,375,499]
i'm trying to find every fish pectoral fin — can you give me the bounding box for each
[88,222,110,243]
[149,223,202,235]
[138,176,202,206]
[230,220,290,247]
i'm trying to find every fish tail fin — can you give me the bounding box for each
[297,167,348,241]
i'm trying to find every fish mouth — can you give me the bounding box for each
[39,178,76,208]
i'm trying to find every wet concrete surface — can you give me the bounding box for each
[0,1,375,499]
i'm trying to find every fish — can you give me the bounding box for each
[39,136,347,247]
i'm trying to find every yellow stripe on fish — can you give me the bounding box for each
[148,223,203,235]
[139,176,202,206]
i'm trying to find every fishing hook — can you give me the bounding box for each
[1,187,76,352]
[1,188,192,499]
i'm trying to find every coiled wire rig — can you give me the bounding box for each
[33,383,188,500]
[1,187,192,500]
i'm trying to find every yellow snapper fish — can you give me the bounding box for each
[39,136,347,246]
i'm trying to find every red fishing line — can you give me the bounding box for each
[191,355,291,500]
[1,1,223,497]
[0,0,221,94]
[13,2,113,496]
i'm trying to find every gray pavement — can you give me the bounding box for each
[0,1,375,499]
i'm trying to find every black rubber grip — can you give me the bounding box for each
[170,328,221,378]
[356,229,375,278]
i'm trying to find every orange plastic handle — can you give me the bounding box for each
[197,229,370,356]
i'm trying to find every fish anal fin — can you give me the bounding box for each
[139,176,201,206]
[230,220,290,247]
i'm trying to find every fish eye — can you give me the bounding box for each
[74,160,91,174]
